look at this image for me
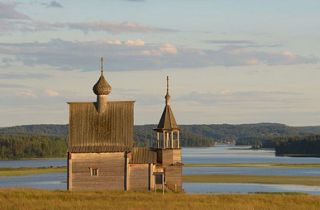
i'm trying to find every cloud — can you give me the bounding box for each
[0,2,30,19]
[160,43,178,54]
[0,84,28,88]
[43,1,63,8]
[44,89,59,97]
[205,40,255,45]
[0,72,49,80]
[65,21,173,33]
[124,0,146,2]
[1,19,175,34]
[205,40,281,48]
[16,89,37,98]
[177,91,303,107]
[126,39,145,46]
[0,39,316,71]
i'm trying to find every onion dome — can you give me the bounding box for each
[93,57,112,95]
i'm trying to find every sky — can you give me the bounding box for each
[0,0,320,127]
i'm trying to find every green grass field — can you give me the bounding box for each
[183,174,320,186]
[0,167,66,176]
[0,189,319,210]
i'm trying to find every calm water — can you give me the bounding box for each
[184,167,320,176]
[183,145,320,164]
[184,183,320,195]
[0,145,319,194]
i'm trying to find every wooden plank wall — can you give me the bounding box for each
[69,101,134,151]
[70,152,125,191]
[161,149,182,166]
[165,165,183,192]
[128,164,149,191]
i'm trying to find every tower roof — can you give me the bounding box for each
[155,76,179,131]
[155,105,179,131]
[93,57,112,95]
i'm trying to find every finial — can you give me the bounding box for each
[93,57,112,96]
[165,76,171,105]
[166,76,169,95]
[100,57,104,75]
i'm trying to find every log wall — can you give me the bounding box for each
[69,152,125,191]
[165,165,183,192]
[161,149,182,166]
[128,164,149,191]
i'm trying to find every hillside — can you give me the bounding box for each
[1,123,320,146]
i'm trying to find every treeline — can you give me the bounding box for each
[4,123,320,142]
[0,134,67,159]
[2,123,320,151]
[134,125,215,147]
[275,135,320,157]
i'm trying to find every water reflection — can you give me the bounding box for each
[184,167,320,176]
[183,146,320,164]
[0,145,319,194]
[0,173,66,189]
[184,183,320,195]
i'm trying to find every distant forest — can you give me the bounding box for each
[0,134,67,159]
[0,123,320,159]
[275,135,320,157]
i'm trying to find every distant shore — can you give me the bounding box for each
[1,166,320,187]
[0,166,66,176]
[184,163,320,168]
[183,174,320,186]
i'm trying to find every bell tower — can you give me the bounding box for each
[153,76,180,149]
[152,76,182,192]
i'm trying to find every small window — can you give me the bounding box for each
[90,168,99,176]
[155,173,164,184]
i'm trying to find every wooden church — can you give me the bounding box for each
[67,58,182,192]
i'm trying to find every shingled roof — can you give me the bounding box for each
[154,76,179,131]
[155,105,179,131]
[130,147,157,164]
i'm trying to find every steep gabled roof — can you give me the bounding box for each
[154,76,179,131]
[155,105,179,131]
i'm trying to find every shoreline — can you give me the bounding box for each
[183,174,320,186]
[1,167,319,187]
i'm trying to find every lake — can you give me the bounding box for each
[0,145,319,194]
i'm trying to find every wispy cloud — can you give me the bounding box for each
[0,39,316,71]
[16,89,37,98]
[44,89,60,97]
[42,1,63,8]
[177,90,303,106]
[205,39,281,48]
[205,40,255,45]
[0,83,28,88]
[0,19,175,34]
[0,72,49,80]
[0,2,30,20]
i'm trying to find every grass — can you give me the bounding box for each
[0,188,319,210]
[184,163,320,168]
[0,167,66,176]
[183,174,320,186]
